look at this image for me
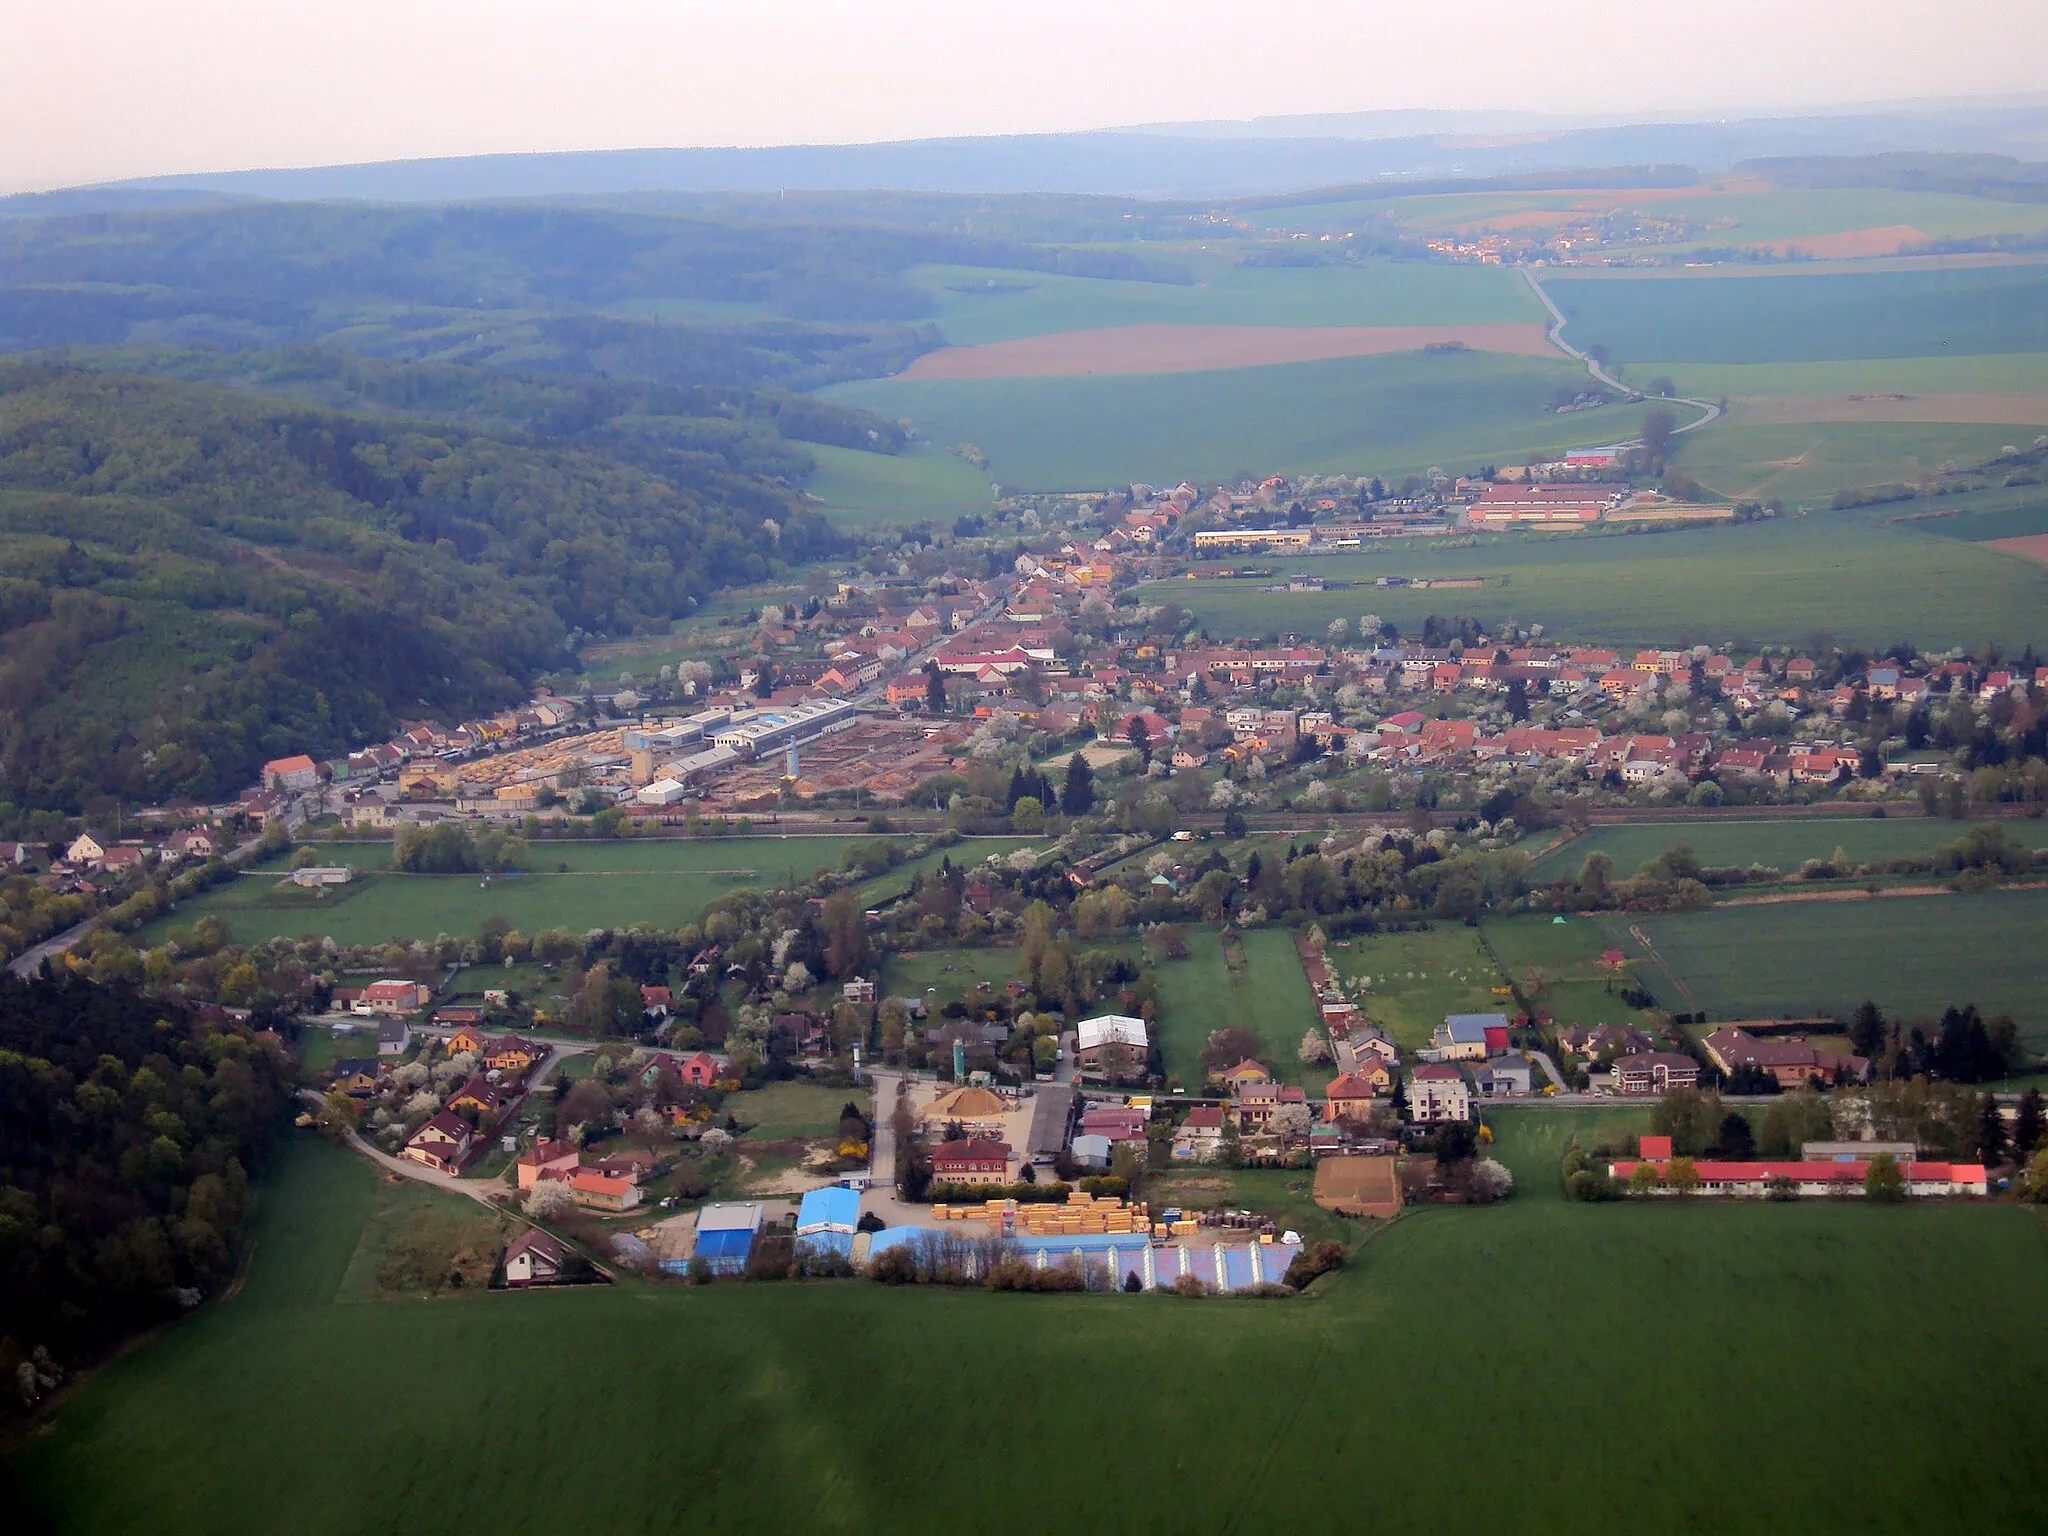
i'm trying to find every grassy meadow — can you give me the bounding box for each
[1138,512,2048,653]
[1320,924,1507,1049]
[1608,888,2048,1041]
[1632,350,2048,402]
[827,350,1652,491]
[23,1125,2048,1534]
[1151,924,1321,1086]
[1478,914,1666,1036]
[801,442,993,528]
[1526,817,2048,883]
[1547,263,2048,364]
[1672,421,2042,505]
[906,256,1543,345]
[139,836,927,948]
[1145,523,2048,648]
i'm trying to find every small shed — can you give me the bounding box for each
[1071,1133,1114,1170]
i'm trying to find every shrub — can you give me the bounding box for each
[1565,1168,1619,1202]
[1282,1240,1347,1290]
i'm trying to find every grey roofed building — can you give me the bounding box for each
[1474,1056,1534,1097]
[1025,1084,1076,1161]
[1071,1133,1113,1169]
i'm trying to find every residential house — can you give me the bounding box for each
[676,1051,727,1088]
[329,1059,382,1098]
[444,1022,489,1057]
[64,832,108,867]
[1615,1052,1701,1095]
[482,1035,544,1074]
[567,1169,641,1212]
[503,1228,574,1287]
[1432,1014,1506,1060]
[1323,1071,1384,1123]
[1407,1065,1471,1124]
[1171,1107,1229,1162]
[1216,1058,1273,1091]
[1236,1080,1308,1132]
[515,1138,581,1192]
[401,1111,472,1173]
[363,979,432,1015]
[841,977,877,1005]
[1474,1056,1535,1098]
[263,754,321,792]
[446,1075,517,1120]
[376,1017,413,1057]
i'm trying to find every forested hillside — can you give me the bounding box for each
[0,355,856,810]
[0,973,296,1415]
[0,201,1190,390]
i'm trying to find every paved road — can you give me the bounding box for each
[8,819,284,979]
[866,1069,904,1189]
[1522,267,1722,436]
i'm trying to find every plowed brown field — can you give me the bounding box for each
[897,322,1562,379]
[1754,225,1929,259]
[1990,534,2048,565]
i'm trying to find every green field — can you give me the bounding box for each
[1267,185,2048,248]
[1634,351,2048,401]
[852,838,1038,906]
[1611,888,2048,1041]
[908,257,1542,345]
[1673,421,2043,504]
[1321,924,1508,1049]
[1528,818,2048,882]
[802,442,993,528]
[827,351,1654,491]
[25,1124,2048,1534]
[1478,914,1666,1037]
[724,1081,871,1142]
[1547,264,2048,364]
[1139,512,2048,653]
[1151,925,1320,1086]
[139,837,926,948]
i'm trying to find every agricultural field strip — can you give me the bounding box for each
[32,1129,2048,1533]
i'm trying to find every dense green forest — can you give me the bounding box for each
[0,353,865,809]
[0,973,296,1415]
[0,201,1192,390]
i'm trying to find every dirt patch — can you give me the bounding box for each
[1990,534,2048,565]
[896,322,1563,380]
[1718,883,1957,906]
[1750,225,1929,259]
[1313,1155,1401,1219]
[1731,394,2048,427]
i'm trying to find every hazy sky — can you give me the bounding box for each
[7,0,2047,193]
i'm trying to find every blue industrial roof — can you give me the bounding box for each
[796,1232,853,1260]
[796,1185,861,1234]
[693,1227,755,1261]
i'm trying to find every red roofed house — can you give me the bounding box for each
[401,1111,472,1173]
[677,1051,726,1087]
[1172,1108,1229,1162]
[566,1169,642,1212]
[516,1138,581,1191]
[1323,1071,1383,1122]
[263,754,320,792]
[1408,1064,1471,1123]
[929,1138,1013,1182]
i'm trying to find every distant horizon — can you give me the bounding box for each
[55,92,2048,195]
[8,0,2048,195]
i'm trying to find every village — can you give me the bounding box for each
[308,931,2005,1297]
